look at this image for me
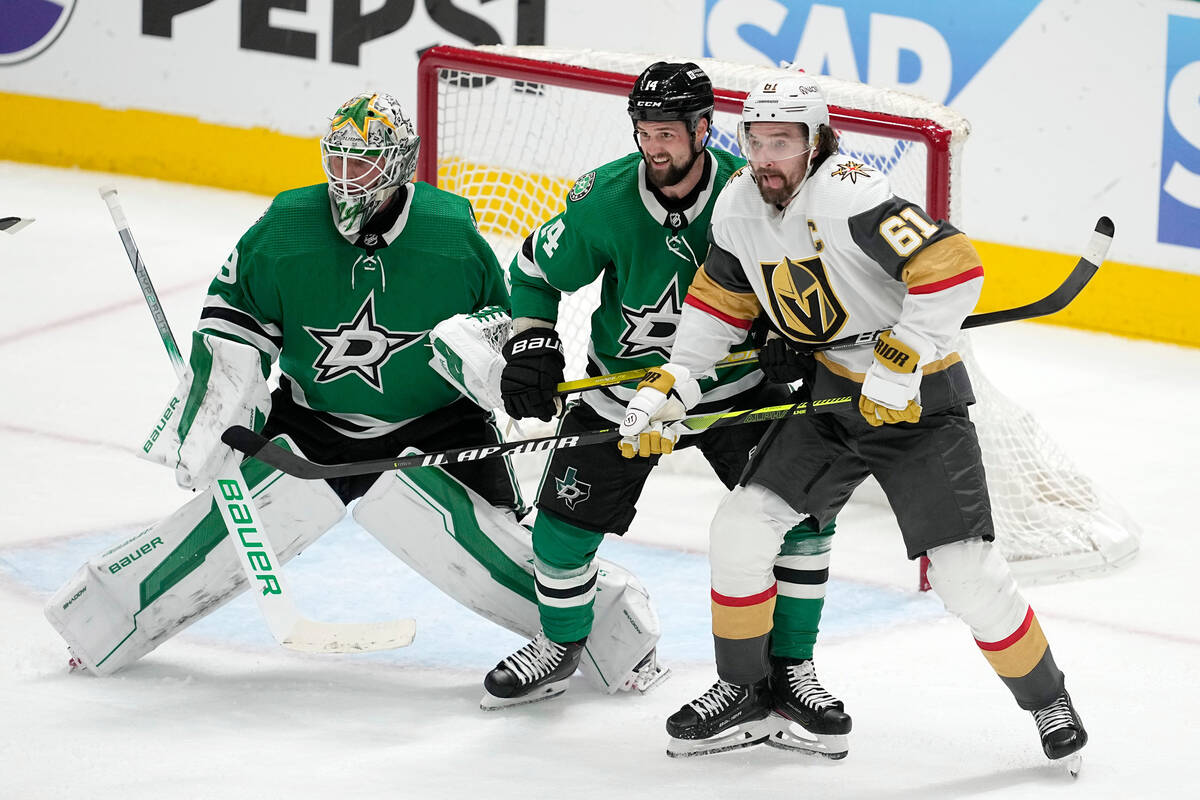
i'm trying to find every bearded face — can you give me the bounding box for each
[753,163,806,206]
[740,121,813,207]
[635,120,705,190]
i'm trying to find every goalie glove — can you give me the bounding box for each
[617,364,701,458]
[428,306,511,410]
[140,334,270,489]
[500,322,565,422]
[859,330,923,427]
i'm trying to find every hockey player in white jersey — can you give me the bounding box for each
[619,74,1088,764]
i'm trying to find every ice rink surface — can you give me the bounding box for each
[1,161,1197,798]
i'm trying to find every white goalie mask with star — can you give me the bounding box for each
[321,92,420,238]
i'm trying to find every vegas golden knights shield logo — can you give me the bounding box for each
[760,256,848,343]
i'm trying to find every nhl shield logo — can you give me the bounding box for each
[760,255,848,344]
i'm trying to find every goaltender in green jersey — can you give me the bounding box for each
[46,93,664,695]
[482,63,844,746]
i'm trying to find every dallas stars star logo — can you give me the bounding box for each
[830,160,875,183]
[616,276,682,360]
[330,94,395,143]
[304,293,422,392]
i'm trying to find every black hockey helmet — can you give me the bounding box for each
[627,62,714,136]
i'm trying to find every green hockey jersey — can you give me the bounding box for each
[198,182,507,438]
[509,148,762,423]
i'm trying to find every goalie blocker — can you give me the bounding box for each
[47,441,661,693]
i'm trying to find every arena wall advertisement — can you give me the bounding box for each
[2,0,1197,346]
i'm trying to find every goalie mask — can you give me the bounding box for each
[321,92,420,238]
[738,75,829,205]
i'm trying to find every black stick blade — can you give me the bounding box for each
[222,425,269,456]
[0,216,33,234]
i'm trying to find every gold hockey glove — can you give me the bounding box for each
[859,331,922,427]
[618,364,700,458]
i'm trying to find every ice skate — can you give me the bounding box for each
[1032,689,1087,776]
[765,658,851,759]
[481,632,585,710]
[620,648,671,694]
[665,678,773,757]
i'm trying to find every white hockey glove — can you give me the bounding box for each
[428,306,512,410]
[617,364,701,458]
[140,334,271,489]
[859,330,923,427]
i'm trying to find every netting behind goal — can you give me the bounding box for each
[416,44,1139,584]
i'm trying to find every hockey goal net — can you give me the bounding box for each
[415,44,1139,585]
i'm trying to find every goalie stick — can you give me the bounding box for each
[1,216,34,234]
[99,185,416,654]
[222,396,853,480]
[556,216,1115,395]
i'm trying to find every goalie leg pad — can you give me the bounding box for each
[352,456,662,693]
[45,436,345,675]
[585,559,666,694]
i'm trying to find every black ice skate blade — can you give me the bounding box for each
[1061,753,1082,778]
[764,715,849,759]
[666,732,769,758]
[479,679,569,711]
[764,732,848,760]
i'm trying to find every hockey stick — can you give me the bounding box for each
[556,349,760,394]
[243,216,1114,483]
[555,216,1114,395]
[99,185,416,653]
[222,395,853,480]
[1,216,34,234]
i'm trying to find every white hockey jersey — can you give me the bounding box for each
[671,154,983,413]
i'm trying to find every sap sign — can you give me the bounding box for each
[704,0,1037,105]
[1160,15,1200,250]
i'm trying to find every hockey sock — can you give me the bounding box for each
[926,538,1066,710]
[975,606,1066,711]
[770,517,835,661]
[531,510,605,643]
